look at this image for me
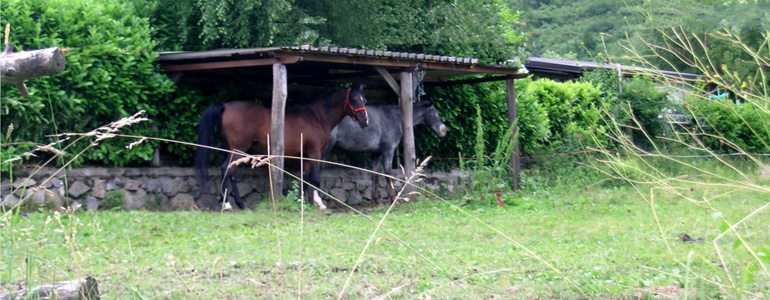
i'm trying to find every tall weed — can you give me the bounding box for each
[595,22,770,297]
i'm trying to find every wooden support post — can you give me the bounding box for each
[506,77,521,190]
[270,63,287,198]
[400,71,416,189]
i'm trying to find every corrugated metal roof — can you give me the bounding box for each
[157,45,527,80]
[156,46,482,65]
[282,45,480,64]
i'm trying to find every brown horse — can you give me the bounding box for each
[195,84,369,210]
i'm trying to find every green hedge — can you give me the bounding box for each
[421,76,613,169]
[689,96,770,154]
[580,69,672,149]
[1,0,179,167]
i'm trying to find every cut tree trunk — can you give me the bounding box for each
[0,43,66,97]
[1,276,99,300]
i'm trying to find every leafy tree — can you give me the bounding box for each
[512,0,770,67]
[141,0,315,51]
[145,0,525,63]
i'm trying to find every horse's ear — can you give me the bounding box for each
[353,83,364,91]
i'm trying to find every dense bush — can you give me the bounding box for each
[420,79,549,169]
[0,0,176,167]
[688,95,770,154]
[421,76,613,170]
[580,69,672,149]
[520,77,611,153]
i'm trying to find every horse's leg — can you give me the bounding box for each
[221,153,245,210]
[370,154,383,205]
[306,161,327,210]
[382,148,397,203]
[219,156,234,210]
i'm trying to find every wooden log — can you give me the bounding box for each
[1,276,99,300]
[0,43,65,98]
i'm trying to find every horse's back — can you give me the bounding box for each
[331,104,402,153]
[221,101,271,149]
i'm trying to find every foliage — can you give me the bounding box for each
[512,0,643,60]
[146,0,525,64]
[460,104,519,202]
[140,0,311,51]
[421,81,544,170]
[423,75,612,178]
[580,69,673,149]
[101,190,125,211]
[593,16,770,298]
[0,0,175,167]
[688,95,770,154]
[621,1,770,78]
[519,77,610,153]
[513,0,770,63]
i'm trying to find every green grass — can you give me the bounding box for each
[1,178,769,299]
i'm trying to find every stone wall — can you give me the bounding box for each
[1,167,469,211]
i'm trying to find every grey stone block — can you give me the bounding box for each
[86,195,99,211]
[2,194,19,209]
[329,188,346,203]
[347,190,362,205]
[91,179,106,199]
[237,182,253,198]
[68,181,90,198]
[169,193,196,210]
[12,177,36,189]
[123,188,147,210]
[124,179,143,191]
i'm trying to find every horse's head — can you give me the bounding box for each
[421,102,447,137]
[344,83,369,129]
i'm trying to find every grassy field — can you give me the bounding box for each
[2,168,769,299]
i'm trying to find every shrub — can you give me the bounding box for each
[580,69,673,149]
[520,77,611,153]
[421,79,549,169]
[1,0,176,167]
[102,190,125,211]
[688,95,770,154]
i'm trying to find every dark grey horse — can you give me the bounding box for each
[323,101,447,204]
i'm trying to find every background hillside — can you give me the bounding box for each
[512,0,770,68]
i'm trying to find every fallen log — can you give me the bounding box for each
[0,43,65,98]
[1,276,99,300]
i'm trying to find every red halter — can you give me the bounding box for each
[344,88,367,118]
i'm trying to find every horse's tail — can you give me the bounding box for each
[195,104,225,190]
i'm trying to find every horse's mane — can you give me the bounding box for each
[321,88,347,106]
[284,88,347,113]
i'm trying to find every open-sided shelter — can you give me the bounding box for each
[157,45,528,194]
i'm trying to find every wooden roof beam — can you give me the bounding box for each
[374,66,400,95]
[426,75,521,87]
[161,56,302,72]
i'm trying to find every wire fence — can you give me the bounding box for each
[432,149,770,162]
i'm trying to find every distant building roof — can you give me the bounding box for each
[524,57,702,82]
